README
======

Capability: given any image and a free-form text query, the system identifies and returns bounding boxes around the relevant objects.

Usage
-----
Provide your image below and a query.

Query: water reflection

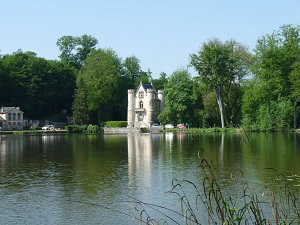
[128,133,153,188]
[0,133,299,224]
[0,136,24,172]
[165,132,174,153]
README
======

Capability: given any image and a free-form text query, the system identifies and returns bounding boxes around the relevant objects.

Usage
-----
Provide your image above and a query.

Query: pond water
[0,132,299,224]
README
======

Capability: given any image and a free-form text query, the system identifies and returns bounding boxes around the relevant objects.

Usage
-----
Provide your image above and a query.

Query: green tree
[243,24,300,130]
[72,78,90,125]
[191,38,251,128]
[280,24,300,128]
[123,55,142,88]
[158,69,199,126]
[0,50,76,119]
[152,72,168,90]
[56,35,98,69]
[290,61,300,128]
[77,48,124,124]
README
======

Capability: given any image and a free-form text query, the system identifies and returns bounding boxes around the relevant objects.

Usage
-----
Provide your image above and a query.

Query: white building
[127,82,164,128]
[0,106,24,130]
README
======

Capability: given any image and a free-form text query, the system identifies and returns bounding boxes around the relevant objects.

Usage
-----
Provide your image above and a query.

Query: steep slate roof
[142,83,154,90]
[0,106,23,113]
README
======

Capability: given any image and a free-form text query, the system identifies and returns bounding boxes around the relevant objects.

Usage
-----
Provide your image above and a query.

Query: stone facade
[127,82,164,128]
[0,106,24,130]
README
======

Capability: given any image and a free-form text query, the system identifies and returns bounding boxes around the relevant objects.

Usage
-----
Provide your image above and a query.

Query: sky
[1,0,300,78]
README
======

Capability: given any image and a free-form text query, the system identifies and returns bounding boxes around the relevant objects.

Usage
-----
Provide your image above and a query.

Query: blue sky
[1,0,300,78]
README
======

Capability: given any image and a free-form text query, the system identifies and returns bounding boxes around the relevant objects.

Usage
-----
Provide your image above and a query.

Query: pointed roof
[137,80,154,91]
[0,106,23,113]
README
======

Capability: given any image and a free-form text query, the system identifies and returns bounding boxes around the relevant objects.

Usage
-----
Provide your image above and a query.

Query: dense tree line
[1,24,299,130]
[0,50,76,119]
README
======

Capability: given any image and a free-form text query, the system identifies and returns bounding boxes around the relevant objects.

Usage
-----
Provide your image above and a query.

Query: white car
[164,124,174,129]
[42,125,54,130]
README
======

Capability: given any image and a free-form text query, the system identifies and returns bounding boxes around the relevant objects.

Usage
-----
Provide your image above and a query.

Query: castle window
[140,101,143,108]
[139,91,144,99]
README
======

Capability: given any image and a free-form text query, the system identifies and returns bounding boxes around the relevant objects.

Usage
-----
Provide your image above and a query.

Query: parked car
[176,124,186,129]
[164,124,174,129]
[42,125,54,130]
[151,123,163,128]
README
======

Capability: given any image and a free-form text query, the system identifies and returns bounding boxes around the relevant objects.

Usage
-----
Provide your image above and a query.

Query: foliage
[72,78,90,125]
[65,125,98,133]
[123,55,142,88]
[86,125,99,133]
[56,34,98,69]
[158,69,202,127]
[191,38,251,128]
[243,97,293,131]
[290,61,300,103]
[105,121,127,128]
[0,50,76,119]
[243,24,300,129]
[77,48,127,124]
[65,125,87,133]
[152,72,168,90]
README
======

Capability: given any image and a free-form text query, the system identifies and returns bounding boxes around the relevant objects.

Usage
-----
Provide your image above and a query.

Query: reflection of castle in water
[127,134,163,189]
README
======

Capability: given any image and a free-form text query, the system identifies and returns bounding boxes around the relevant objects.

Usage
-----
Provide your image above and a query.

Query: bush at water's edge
[65,125,98,134]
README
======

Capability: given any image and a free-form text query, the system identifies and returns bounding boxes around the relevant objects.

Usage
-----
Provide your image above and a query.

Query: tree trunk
[294,99,297,129]
[216,88,225,128]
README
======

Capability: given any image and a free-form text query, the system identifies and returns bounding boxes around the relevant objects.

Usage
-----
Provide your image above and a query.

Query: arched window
[13,113,16,120]
[17,113,21,120]
[8,113,12,120]
[140,101,143,108]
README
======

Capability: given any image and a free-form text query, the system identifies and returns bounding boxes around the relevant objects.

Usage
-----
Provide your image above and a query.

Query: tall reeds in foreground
[130,130,300,224]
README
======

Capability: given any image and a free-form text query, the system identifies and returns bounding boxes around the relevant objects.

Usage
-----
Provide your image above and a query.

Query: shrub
[105,121,127,128]
[65,125,87,133]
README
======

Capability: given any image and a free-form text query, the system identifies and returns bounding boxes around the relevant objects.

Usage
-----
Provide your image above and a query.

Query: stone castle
[127,82,164,128]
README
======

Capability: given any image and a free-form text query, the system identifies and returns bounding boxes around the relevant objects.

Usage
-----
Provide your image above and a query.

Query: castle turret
[145,88,155,124]
[157,90,164,112]
[127,89,135,127]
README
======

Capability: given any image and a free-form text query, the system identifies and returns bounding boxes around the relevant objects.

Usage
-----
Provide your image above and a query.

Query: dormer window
[138,91,144,99]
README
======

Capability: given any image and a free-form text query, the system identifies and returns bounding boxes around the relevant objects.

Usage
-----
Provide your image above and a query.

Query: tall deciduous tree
[281,24,300,128]
[72,78,90,125]
[158,69,199,126]
[243,24,300,130]
[0,50,76,119]
[152,72,168,90]
[77,48,124,124]
[289,62,300,128]
[190,38,251,128]
[123,55,141,88]
[56,35,98,69]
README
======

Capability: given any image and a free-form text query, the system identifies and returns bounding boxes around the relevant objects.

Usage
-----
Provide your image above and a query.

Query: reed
[130,129,300,224]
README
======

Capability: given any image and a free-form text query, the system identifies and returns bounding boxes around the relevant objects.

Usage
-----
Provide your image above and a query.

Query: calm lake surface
[0,132,299,224]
